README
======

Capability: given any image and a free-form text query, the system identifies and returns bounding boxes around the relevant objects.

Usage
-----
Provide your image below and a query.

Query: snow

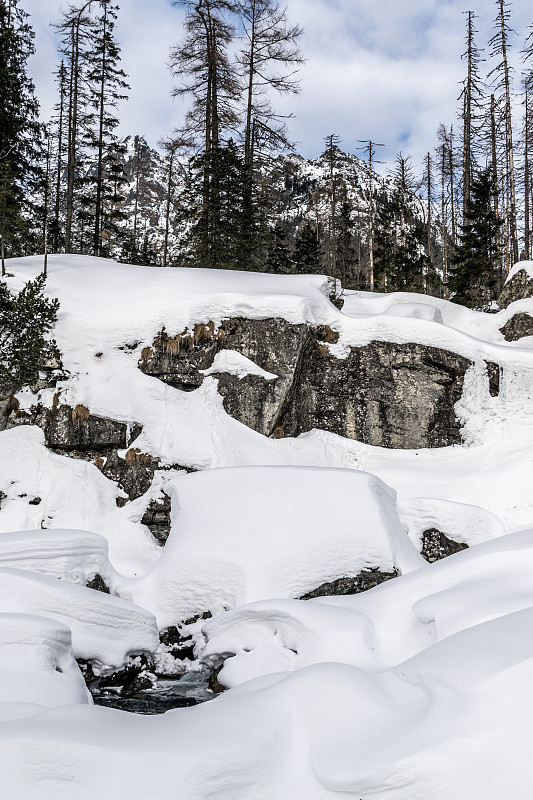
[0,613,91,713]
[397,496,505,550]
[125,465,425,630]
[0,568,159,668]
[0,537,532,798]
[200,349,278,380]
[0,425,160,576]
[1,255,533,797]
[506,258,533,282]
[200,530,533,686]
[0,528,118,586]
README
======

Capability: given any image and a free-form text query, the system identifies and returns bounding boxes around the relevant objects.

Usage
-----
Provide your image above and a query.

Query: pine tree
[179,140,244,269]
[0,273,59,410]
[170,0,241,263]
[266,220,292,273]
[292,221,320,274]
[0,0,44,274]
[450,167,503,308]
[84,0,129,256]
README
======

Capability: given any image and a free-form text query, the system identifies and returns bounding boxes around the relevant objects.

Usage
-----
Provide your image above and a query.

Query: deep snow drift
[1,255,533,798]
[1,533,532,799]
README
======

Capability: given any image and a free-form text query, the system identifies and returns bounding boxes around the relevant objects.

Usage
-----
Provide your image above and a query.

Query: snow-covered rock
[0,568,159,668]
[125,465,425,630]
[0,613,91,713]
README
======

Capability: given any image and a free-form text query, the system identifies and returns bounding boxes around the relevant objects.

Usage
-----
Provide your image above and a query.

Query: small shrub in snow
[71,404,90,423]
[124,447,151,465]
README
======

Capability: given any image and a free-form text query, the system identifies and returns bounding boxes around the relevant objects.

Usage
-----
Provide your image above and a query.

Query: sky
[21,0,533,176]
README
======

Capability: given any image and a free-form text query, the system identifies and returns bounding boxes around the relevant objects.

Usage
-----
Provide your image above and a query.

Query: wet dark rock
[300,568,398,600]
[159,625,195,661]
[214,318,311,437]
[138,326,222,392]
[281,340,471,449]
[28,496,41,506]
[208,665,226,695]
[93,671,214,714]
[500,312,533,342]
[420,528,468,563]
[102,448,160,501]
[485,361,501,397]
[86,574,110,594]
[499,269,533,308]
[0,390,18,431]
[141,493,172,544]
[79,654,154,696]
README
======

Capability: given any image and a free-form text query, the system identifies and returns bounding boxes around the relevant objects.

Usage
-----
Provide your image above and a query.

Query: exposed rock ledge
[140,317,476,449]
[499,268,533,308]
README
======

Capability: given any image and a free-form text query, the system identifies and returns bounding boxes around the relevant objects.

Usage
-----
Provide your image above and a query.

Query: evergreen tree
[292,221,320,274]
[179,140,244,269]
[450,167,503,308]
[0,0,44,274]
[266,220,292,273]
[335,194,358,288]
[0,272,59,404]
[170,0,241,262]
[84,0,129,256]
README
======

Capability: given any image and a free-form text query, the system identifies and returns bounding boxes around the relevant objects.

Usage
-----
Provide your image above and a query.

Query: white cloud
[21,0,533,175]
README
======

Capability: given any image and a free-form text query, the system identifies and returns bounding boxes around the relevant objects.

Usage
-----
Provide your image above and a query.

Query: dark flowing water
[92,668,214,715]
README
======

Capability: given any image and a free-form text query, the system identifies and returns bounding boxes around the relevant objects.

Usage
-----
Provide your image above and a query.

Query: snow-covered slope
[1,255,533,798]
[1,533,532,799]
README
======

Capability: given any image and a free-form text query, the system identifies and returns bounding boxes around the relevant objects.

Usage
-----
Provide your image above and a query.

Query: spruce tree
[84,0,129,256]
[450,167,503,308]
[170,0,241,264]
[0,273,59,410]
[0,0,43,274]
[292,221,320,274]
[266,220,292,273]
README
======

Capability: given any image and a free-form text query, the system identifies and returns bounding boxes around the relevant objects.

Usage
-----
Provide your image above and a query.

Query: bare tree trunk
[463,10,474,212]
[449,126,456,246]
[133,137,140,247]
[65,20,78,253]
[497,0,519,267]
[525,89,531,259]
[163,148,175,268]
[43,130,52,277]
[53,62,66,252]
[359,140,383,291]
[93,3,109,256]
[440,143,448,297]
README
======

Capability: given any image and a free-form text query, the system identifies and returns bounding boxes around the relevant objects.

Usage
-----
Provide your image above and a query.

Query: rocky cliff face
[140,318,472,450]
[6,316,479,546]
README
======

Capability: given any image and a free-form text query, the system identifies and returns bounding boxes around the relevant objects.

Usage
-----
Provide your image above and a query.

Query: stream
[92,668,214,715]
